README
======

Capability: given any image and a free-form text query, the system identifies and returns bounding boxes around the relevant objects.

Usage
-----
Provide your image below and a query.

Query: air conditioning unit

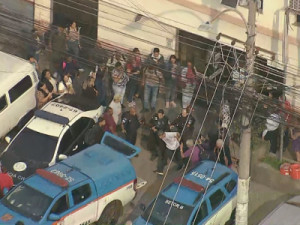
[289,0,300,11]
[221,0,239,8]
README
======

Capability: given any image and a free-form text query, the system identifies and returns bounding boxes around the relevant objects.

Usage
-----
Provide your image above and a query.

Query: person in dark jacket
[145,47,165,70]
[121,106,141,145]
[84,117,106,146]
[148,109,170,160]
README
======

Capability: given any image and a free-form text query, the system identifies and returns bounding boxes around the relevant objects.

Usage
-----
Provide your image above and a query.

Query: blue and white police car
[0,94,103,184]
[133,161,238,225]
[0,132,142,225]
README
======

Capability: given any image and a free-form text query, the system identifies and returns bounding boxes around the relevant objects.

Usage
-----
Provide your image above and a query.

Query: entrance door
[52,0,98,51]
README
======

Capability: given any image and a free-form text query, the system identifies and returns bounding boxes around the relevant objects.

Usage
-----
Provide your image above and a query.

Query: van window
[9,75,32,103]
[50,194,69,215]
[193,201,208,224]
[0,95,8,112]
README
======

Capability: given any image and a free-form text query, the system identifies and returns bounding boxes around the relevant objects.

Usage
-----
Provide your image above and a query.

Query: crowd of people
[24,21,237,176]
[24,21,300,177]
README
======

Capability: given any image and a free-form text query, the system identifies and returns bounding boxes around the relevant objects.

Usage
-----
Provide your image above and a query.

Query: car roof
[162,161,237,206]
[26,101,83,137]
[62,144,136,195]
[0,52,35,93]
[24,163,89,198]
[54,94,102,111]
[259,195,300,225]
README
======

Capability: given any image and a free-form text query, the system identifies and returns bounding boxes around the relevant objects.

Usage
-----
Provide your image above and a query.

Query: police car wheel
[97,201,122,225]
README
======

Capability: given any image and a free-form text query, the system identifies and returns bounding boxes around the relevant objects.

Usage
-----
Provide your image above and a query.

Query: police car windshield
[142,195,193,225]
[2,184,52,221]
[8,127,58,162]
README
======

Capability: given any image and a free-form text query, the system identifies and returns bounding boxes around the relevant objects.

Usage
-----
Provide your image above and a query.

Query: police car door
[62,182,98,225]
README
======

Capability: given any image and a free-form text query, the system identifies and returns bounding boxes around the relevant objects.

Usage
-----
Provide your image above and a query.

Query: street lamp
[198,8,249,34]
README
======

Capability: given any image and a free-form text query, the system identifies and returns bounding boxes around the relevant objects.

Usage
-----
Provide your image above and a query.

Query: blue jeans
[67,40,80,59]
[144,84,159,110]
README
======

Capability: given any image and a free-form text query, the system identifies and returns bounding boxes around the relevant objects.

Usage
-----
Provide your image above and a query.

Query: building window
[221,0,239,8]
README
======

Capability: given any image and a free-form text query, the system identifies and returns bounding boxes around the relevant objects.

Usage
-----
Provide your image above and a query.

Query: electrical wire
[162,44,233,225]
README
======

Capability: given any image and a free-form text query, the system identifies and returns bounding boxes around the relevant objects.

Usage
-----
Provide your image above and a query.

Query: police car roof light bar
[36,169,69,188]
[34,110,69,125]
[173,177,204,192]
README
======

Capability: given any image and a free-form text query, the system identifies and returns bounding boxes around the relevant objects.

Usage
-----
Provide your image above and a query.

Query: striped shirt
[68,27,79,42]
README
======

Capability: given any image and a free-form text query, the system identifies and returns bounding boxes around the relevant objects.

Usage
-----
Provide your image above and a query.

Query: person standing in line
[126,48,142,104]
[164,55,180,108]
[141,65,163,112]
[0,166,14,198]
[111,62,129,107]
[109,94,122,125]
[148,109,170,161]
[145,47,165,70]
[49,25,67,73]
[121,104,141,145]
[156,130,184,175]
[180,60,196,109]
[66,21,80,59]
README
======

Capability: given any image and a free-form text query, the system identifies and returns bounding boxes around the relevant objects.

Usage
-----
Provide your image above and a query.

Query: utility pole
[279,5,289,162]
[235,0,257,224]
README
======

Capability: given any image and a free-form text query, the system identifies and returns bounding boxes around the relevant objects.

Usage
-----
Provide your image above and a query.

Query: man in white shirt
[155,130,183,175]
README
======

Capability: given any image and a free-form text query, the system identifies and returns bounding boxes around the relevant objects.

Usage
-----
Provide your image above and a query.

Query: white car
[0,94,103,184]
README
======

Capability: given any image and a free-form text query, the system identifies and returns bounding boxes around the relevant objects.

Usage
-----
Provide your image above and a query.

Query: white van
[0,51,39,138]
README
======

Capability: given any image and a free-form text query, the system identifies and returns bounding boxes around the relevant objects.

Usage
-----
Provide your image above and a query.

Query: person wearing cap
[148,109,170,161]
[121,105,141,145]
[0,166,14,198]
[109,94,122,125]
[156,130,184,175]
[180,139,200,168]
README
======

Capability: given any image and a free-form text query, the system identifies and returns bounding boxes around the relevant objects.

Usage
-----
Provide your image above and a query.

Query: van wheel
[97,201,122,225]
[225,208,236,225]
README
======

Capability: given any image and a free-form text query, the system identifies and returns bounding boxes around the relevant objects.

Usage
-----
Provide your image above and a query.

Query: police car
[133,161,238,225]
[0,132,142,225]
[0,94,103,184]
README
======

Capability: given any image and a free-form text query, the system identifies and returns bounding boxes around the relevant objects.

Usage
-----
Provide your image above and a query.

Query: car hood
[0,151,49,184]
[133,216,153,225]
[0,203,37,225]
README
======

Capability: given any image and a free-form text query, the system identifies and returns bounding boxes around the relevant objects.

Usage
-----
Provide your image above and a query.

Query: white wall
[98,1,177,57]
[34,0,52,26]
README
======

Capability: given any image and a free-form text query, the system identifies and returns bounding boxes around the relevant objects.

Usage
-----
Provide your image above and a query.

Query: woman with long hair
[36,81,52,109]
[41,69,58,94]
[164,55,180,108]
[58,74,75,94]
